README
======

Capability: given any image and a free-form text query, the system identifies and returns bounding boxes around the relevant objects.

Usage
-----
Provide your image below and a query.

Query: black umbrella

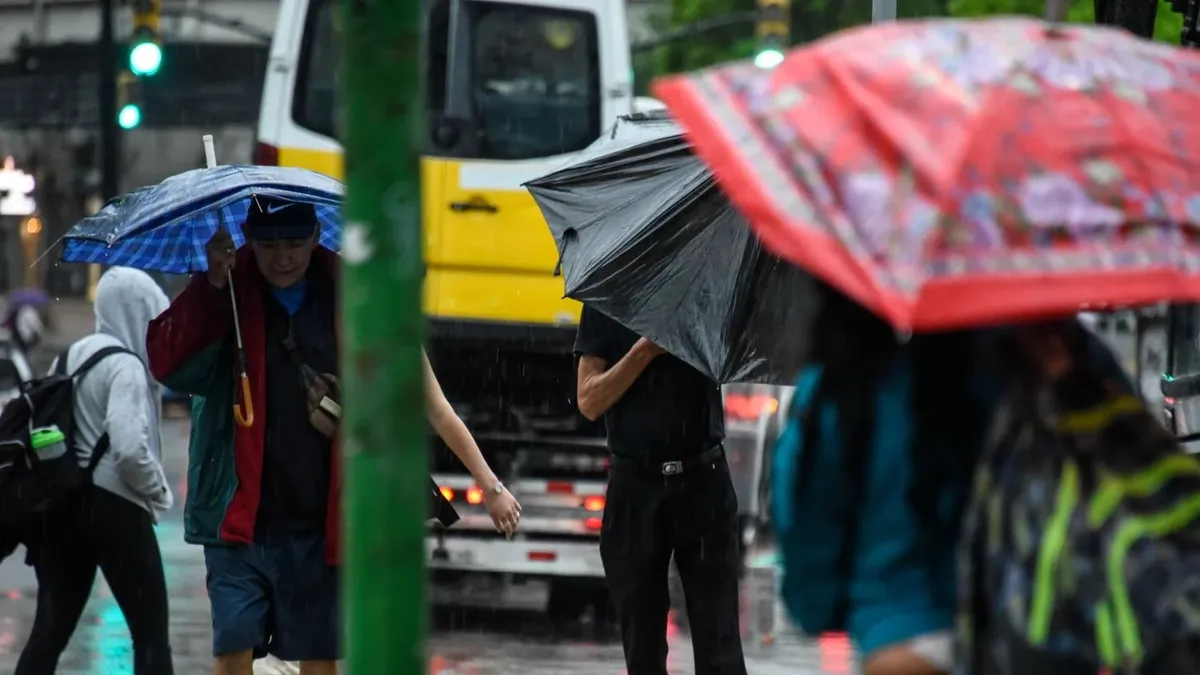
[525,110,815,385]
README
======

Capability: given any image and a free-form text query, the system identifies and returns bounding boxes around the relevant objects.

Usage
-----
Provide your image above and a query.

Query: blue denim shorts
[204,527,340,661]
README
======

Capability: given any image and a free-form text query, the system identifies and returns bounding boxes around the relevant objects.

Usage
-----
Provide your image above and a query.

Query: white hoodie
[54,268,173,515]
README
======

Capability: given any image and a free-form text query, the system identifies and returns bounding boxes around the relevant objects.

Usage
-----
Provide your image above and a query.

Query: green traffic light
[129,41,163,76]
[754,48,785,70]
[118,104,142,130]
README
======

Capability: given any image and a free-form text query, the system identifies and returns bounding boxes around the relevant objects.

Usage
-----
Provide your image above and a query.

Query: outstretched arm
[423,350,499,491]
[423,350,521,535]
[106,362,171,505]
[146,273,232,394]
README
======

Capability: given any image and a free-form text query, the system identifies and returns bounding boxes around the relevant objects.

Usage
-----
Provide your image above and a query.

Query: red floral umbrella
[654,17,1200,331]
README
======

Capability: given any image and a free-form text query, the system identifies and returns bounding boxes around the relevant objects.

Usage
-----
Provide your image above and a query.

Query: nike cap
[243,196,319,241]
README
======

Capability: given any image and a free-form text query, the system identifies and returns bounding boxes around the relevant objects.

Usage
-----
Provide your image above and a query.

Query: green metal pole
[339,0,426,672]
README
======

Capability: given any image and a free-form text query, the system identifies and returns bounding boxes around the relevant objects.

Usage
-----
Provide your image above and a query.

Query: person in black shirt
[575,305,747,675]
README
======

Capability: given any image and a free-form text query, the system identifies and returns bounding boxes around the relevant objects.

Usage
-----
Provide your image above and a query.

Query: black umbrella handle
[553,229,575,277]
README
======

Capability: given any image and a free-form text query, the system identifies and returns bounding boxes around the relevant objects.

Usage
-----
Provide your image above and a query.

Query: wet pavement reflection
[0,420,852,674]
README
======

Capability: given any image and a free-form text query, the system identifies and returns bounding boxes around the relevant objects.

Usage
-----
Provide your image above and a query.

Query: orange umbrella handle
[233,373,254,428]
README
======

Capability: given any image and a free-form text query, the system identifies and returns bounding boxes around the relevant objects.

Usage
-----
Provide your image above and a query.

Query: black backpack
[0,345,133,527]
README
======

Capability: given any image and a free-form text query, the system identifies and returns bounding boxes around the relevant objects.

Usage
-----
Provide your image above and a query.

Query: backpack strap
[85,433,112,475]
[65,346,136,478]
[52,349,70,377]
[281,323,307,369]
[69,345,134,478]
[68,346,137,381]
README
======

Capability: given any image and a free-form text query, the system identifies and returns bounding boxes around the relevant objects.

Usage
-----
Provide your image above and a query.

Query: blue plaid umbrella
[58,165,342,274]
[57,164,342,430]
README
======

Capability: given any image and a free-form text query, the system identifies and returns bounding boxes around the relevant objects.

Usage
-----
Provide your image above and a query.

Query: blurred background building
[0,0,667,296]
[0,0,671,298]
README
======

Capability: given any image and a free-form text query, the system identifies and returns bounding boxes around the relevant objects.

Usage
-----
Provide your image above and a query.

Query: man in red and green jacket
[147,198,341,675]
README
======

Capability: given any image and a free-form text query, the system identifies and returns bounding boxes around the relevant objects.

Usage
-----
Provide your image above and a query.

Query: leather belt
[612,444,725,477]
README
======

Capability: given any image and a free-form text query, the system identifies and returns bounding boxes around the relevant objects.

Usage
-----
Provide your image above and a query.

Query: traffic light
[129,0,163,77]
[756,0,791,69]
[117,71,143,130]
[119,103,142,130]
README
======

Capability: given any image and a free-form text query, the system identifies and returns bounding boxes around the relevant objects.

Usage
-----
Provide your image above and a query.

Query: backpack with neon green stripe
[956,374,1200,675]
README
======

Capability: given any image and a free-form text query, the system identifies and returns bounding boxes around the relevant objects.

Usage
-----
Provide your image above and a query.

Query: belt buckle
[661,461,682,476]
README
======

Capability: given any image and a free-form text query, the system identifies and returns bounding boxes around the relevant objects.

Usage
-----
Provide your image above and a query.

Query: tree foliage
[640,0,758,83]
[946,0,1182,42]
[637,0,1186,92]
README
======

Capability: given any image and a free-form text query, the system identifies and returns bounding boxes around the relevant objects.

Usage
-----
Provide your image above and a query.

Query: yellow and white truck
[258,0,783,620]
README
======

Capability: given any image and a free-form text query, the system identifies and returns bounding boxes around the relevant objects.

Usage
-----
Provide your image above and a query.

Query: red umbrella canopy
[655,17,1200,331]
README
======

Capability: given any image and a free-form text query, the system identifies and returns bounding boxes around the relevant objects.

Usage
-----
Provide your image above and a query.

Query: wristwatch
[491,482,505,495]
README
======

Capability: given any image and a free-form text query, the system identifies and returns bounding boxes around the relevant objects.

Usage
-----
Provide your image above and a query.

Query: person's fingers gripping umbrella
[53,134,343,427]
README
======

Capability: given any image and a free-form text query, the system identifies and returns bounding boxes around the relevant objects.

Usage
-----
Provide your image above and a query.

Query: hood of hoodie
[94,267,169,367]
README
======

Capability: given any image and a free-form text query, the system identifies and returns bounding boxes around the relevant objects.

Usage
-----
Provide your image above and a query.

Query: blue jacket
[773,350,988,655]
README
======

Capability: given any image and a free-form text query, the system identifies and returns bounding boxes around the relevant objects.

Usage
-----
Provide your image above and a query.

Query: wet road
[0,418,852,674]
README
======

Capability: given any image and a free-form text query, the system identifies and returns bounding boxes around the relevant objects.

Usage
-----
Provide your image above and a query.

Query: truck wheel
[548,581,589,624]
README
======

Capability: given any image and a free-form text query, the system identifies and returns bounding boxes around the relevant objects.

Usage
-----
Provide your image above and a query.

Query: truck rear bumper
[427,535,605,578]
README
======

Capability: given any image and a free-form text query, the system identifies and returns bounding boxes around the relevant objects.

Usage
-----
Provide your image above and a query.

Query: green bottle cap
[31,427,66,451]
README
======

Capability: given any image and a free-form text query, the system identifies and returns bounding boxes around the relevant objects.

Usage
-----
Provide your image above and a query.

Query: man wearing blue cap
[148,196,342,675]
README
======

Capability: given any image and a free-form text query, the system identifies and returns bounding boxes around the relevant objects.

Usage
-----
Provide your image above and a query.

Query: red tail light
[546,481,574,495]
[439,486,454,502]
[584,517,603,531]
[818,632,852,674]
[253,141,279,166]
[582,495,605,512]
[466,486,483,505]
[725,393,779,421]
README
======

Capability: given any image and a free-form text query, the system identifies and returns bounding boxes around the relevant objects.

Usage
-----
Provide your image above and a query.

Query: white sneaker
[252,656,301,675]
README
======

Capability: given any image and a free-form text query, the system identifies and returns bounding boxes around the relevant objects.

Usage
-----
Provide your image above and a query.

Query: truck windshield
[293,0,601,160]
[469,4,601,159]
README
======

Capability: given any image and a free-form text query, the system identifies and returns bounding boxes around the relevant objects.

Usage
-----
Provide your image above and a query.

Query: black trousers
[600,454,747,675]
[17,486,174,675]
